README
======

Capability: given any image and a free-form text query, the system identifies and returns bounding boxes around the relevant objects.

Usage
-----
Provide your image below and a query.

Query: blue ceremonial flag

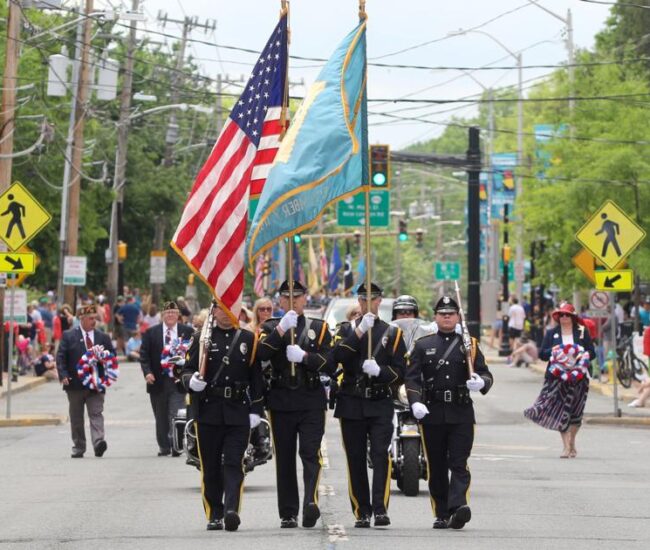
[328,240,343,291]
[246,18,368,268]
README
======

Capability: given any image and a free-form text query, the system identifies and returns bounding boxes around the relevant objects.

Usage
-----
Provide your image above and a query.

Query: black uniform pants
[196,422,250,521]
[421,422,474,519]
[268,409,325,519]
[339,415,393,518]
[149,377,185,453]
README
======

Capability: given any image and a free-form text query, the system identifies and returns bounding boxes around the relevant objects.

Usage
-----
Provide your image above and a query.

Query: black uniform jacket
[181,326,264,426]
[332,318,407,419]
[56,327,115,392]
[140,323,194,394]
[405,331,493,425]
[539,324,595,380]
[257,315,334,411]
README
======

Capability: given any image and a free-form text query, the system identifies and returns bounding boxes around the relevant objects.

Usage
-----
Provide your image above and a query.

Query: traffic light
[370,144,390,188]
[293,234,301,243]
[398,219,408,242]
[117,241,127,261]
[502,243,511,263]
[415,228,424,248]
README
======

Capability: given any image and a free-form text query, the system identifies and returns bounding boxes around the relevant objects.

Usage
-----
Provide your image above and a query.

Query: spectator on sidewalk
[117,295,142,335]
[143,304,160,328]
[508,296,526,350]
[628,379,650,408]
[510,333,538,368]
[126,329,144,362]
[34,344,58,380]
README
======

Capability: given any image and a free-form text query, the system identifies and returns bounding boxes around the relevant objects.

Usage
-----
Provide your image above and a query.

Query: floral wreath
[547,343,590,384]
[160,337,191,378]
[76,346,119,391]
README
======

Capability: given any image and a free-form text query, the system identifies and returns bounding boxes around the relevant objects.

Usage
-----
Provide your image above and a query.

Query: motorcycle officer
[181,302,265,532]
[331,282,407,528]
[405,295,493,530]
[390,295,436,352]
[257,280,334,529]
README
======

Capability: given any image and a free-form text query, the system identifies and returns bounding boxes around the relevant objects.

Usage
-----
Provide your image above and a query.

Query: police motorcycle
[169,324,273,473]
[388,296,436,496]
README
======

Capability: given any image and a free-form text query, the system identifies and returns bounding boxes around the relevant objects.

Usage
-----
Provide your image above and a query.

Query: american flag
[171,15,288,321]
[253,254,268,297]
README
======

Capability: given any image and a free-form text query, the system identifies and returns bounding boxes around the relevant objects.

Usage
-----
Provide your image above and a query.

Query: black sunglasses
[558,313,572,318]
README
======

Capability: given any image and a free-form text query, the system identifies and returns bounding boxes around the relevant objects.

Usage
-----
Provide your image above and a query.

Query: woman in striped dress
[524,302,595,458]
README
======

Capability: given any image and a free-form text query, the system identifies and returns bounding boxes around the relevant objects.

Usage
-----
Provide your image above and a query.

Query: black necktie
[165,328,172,345]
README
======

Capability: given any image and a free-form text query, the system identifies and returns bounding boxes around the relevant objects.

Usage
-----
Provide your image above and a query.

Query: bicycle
[615,333,649,388]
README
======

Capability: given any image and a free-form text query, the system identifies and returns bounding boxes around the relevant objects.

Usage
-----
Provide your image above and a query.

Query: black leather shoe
[224,511,240,532]
[448,505,471,530]
[94,440,107,457]
[302,503,320,528]
[206,518,223,531]
[157,450,171,456]
[354,515,371,528]
[374,514,390,527]
[433,517,448,529]
[171,449,182,457]
[280,516,298,528]
[71,452,84,458]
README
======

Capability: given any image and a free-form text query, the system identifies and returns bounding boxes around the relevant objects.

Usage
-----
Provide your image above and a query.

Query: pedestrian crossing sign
[575,200,646,270]
[0,181,52,251]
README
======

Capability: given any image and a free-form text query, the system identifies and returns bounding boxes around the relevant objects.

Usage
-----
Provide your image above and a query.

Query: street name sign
[337,190,390,227]
[63,255,87,286]
[575,200,645,270]
[435,261,461,281]
[572,247,626,284]
[0,252,36,274]
[594,269,634,292]
[150,250,167,284]
[0,181,52,250]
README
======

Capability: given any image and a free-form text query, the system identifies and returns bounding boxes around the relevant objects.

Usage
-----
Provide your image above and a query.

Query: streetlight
[449,28,524,299]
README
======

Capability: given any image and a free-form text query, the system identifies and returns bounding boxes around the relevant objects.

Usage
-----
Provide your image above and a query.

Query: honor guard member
[257,280,333,529]
[181,302,265,532]
[405,296,493,530]
[331,282,407,528]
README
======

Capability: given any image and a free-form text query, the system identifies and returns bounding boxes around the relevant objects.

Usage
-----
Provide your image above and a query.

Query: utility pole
[395,168,403,295]
[515,52,524,299]
[107,0,140,312]
[153,12,215,306]
[63,0,94,308]
[466,127,481,338]
[0,0,22,388]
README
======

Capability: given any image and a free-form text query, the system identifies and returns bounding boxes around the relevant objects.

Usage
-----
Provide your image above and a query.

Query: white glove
[357,313,376,334]
[411,402,430,420]
[278,310,298,332]
[91,344,105,357]
[362,359,380,377]
[466,373,485,392]
[189,372,207,392]
[168,355,185,367]
[286,344,307,363]
[249,413,261,429]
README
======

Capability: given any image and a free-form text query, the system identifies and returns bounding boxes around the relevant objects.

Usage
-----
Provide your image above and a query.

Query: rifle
[198,301,216,379]
[454,281,475,379]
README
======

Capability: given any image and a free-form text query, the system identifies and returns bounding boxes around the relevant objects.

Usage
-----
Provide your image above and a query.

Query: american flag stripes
[171,15,288,322]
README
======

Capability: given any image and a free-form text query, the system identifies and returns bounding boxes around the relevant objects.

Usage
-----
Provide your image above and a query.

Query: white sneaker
[628,399,642,408]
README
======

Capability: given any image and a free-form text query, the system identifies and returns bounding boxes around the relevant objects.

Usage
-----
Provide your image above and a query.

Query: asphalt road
[0,360,649,549]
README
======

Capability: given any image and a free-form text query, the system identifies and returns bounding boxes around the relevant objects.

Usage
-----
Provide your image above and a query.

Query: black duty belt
[341,380,392,401]
[424,385,470,405]
[272,368,320,391]
[206,383,248,400]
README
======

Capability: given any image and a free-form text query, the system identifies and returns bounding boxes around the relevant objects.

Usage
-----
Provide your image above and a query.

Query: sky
[89,0,613,149]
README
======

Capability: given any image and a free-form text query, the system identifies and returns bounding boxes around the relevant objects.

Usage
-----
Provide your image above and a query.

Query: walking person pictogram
[1,194,26,240]
[595,212,622,258]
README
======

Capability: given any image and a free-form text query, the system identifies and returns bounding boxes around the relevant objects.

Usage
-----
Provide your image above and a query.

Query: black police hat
[279,279,307,296]
[357,282,383,298]
[434,295,459,314]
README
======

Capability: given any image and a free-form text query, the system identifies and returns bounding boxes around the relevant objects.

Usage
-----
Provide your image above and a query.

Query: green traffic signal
[398,233,408,242]
[372,172,387,186]
[293,234,302,243]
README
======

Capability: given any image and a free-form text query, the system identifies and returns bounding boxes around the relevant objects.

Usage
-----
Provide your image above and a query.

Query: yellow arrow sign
[575,200,646,270]
[572,248,626,284]
[0,181,52,251]
[0,252,36,274]
[594,269,634,292]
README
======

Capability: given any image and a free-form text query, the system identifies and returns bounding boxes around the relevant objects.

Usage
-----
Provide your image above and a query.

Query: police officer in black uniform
[182,302,264,532]
[257,280,333,529]
[331,282,407,528]
[405,295,493,530]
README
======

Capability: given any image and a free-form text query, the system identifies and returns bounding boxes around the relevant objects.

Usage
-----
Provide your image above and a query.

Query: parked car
[323,297,395,331]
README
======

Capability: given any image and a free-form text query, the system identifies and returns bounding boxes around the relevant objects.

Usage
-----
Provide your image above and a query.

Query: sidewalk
[482,342,650,426]
[0,374,65,427]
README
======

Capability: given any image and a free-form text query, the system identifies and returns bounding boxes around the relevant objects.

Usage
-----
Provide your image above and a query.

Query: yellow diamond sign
[0,181,52,251]
[575,200,646,270]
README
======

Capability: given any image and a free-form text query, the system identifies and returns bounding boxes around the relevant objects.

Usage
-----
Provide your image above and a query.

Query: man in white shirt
[507,296,527,350]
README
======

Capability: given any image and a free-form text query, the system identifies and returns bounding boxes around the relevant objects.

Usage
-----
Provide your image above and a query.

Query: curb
[584,415,650,427]
[0,414,66,428]
[0,377,48,399]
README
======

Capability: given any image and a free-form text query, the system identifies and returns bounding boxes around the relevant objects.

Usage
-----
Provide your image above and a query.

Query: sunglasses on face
[258,307,273,312]
[558,313,572,318]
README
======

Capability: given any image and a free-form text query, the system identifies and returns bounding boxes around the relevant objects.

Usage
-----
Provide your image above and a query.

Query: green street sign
[498,260,515,282]
[435,261,460,281]
[337,190,390,227]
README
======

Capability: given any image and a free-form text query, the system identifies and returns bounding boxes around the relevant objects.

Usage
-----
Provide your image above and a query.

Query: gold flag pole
[280,0,290,139]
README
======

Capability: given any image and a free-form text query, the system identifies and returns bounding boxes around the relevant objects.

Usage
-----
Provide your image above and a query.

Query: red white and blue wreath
[76,346,119,391]
[547,343,590,383]
[160,337,191,378]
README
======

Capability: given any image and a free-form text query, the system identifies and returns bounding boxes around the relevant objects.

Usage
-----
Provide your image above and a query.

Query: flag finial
[359,0,367,20]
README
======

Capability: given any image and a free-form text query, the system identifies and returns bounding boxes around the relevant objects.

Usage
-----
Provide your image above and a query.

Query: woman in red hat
[525,302,595,458]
